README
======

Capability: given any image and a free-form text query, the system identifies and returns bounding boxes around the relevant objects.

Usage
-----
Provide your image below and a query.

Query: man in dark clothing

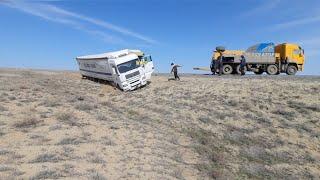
[216,52,224,76]
[171,63,181,80]
[210,59,216,75]
[240,55,246,76]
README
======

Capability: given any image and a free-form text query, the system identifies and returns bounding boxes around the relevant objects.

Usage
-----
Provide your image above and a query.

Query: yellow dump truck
[210,43,305,75]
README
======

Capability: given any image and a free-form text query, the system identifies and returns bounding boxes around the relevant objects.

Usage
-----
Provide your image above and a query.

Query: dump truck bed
[217,51,279,64]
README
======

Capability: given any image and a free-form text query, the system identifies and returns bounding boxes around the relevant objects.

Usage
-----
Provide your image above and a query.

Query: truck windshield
[117,59,140,74]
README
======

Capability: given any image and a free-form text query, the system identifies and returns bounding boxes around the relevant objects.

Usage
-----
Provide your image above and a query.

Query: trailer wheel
[266,65,278,75]
[223,64,233,75]
[236,65,247,75]
[286,65,297,75]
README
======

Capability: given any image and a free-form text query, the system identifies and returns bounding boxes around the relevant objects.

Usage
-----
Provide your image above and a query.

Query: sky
[0,0,319,75]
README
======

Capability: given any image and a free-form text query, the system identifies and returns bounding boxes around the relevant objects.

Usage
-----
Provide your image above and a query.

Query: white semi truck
[76,49,154,91]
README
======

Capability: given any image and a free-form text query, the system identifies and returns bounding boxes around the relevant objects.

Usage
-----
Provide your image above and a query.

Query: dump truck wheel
[232,69,238,74]
[254,69,264,75]
[223,64,233,75]
[286,65,297,75]
[236,65,247,75]
[266,65,278,75]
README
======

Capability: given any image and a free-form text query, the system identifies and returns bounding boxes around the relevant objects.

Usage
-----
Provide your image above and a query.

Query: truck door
[143,55,154,80]
[111,65,120,87]
[292,49,299,62]
[292,47,304,65]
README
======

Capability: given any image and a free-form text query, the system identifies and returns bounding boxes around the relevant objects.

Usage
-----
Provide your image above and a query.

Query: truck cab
[126,50,154,81]
[76,49,154,91]
[110,53,154,91]
[275,43,305,72]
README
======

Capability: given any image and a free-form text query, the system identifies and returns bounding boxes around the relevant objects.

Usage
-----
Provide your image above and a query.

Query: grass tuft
[13,117,42,129]
[57,137,83,145]
[31,170,62,180]
[56,112,82,127]
[0,105,8,112]
[75,102,95,112]
[30,153,63,163]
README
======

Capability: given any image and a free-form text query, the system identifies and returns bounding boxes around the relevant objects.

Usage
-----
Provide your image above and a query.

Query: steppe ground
[0,68,319,179]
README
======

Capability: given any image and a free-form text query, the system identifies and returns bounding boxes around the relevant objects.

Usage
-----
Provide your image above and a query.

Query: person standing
[171,63,181,80]
[217,52,224,76]
[210,58,216,75]
[240,55,246,76]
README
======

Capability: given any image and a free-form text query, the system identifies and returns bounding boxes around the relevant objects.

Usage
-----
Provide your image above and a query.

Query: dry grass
[30,153,63,163]
[0,105,8,112]
[75,102,95,112]
[13,117,43,129]
[57,137,84,145]
[55,111,83,127]
[0,68,319,179]
[30,169,63,179]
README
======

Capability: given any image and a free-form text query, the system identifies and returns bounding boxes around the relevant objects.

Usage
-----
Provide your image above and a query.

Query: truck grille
[129,79,140,85]
[125,71,140,79]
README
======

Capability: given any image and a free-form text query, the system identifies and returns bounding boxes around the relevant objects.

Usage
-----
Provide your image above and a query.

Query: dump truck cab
[275,43,305,72]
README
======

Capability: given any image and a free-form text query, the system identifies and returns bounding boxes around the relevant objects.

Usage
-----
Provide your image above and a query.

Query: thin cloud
[272,15,320,30]
[288,37,320,57]
[301,37,320,56]
[0,0,157,44]
[44,5,157,44]
[241,0,281,18]
[300,37,320,46]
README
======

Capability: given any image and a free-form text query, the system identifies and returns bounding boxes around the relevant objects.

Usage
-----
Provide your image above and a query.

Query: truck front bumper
[122,79,147,91]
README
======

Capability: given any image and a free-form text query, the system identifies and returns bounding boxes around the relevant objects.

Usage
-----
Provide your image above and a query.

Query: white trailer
[76,49,154,91]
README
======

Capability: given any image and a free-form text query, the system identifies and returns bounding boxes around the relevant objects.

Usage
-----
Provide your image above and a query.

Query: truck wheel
[223,65,233,75]
[236,65,247,75]
[116,84,123,91]
[266,65,278,75]
[286,65,297,75]
[254,69,264,75]
[231,69,238,74]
